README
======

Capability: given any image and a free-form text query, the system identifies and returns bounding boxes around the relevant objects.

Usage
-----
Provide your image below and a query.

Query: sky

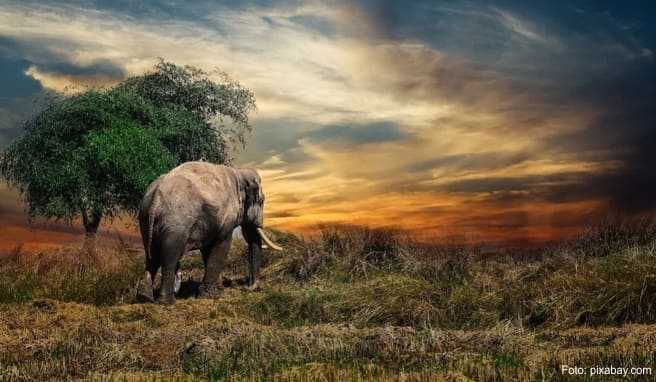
[0,0,654,251]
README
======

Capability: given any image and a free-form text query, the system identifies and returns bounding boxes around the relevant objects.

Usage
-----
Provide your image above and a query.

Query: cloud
[0,33,126,93]
[24,64,122,93]
[542,58,656,213]
[0,54,44,148]
[0,98,34,149]
[493,7,549,44]
[408,152,531,174]
[287,14,337,36]
[0,0,654,246]
[305,121,408,147]
[0,56,42,98]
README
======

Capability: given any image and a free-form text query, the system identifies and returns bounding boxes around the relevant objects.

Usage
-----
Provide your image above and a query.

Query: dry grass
[2,223,656,381]
[0,241,142,306]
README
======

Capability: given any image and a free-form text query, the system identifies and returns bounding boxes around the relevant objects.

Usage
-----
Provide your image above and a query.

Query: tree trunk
[81,209,102,253]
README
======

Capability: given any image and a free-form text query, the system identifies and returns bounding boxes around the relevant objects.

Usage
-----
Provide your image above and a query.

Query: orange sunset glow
[1,1,654,251]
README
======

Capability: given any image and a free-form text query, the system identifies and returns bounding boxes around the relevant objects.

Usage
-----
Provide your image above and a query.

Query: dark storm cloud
[353,0,654,61]
[0,36,80,66]
[0,36,125,147]
[440,172,585,198]
[0,48,43,148]
[305,121,408,147]
[0,36,126,81]
[0,57,41,98]
[514,1,656,214]
[351,0,656,216]
[351,0,652,101]
[438,164,655,213]
[352,0,538,59]
[542,58,656,213]
[37,60,125,80]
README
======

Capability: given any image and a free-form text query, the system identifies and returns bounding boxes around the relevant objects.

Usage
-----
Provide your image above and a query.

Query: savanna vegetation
[1,221,656,381]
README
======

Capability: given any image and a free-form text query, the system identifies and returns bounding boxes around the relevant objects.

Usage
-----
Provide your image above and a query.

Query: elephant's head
[237,168,283,251]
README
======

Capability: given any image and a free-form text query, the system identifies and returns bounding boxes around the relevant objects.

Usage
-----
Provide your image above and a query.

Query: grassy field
[2,223,656,381]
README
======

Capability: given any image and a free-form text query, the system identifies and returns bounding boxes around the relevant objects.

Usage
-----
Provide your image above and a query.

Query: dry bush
[569,216,656,258]
[0,241,142,305]
[283,226,410,282]
[266,221,656,331]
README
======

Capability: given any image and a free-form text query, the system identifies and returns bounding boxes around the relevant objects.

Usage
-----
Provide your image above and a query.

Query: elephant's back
[155,162,240,217]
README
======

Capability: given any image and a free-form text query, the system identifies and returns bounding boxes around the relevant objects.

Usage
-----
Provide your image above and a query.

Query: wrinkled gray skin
[137,162,267,304]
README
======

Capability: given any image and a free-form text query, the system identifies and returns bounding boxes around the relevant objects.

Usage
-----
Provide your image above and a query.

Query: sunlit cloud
[493,7,551,44]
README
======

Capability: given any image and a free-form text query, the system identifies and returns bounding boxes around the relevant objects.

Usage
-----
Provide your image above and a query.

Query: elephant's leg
[157,234,186,305]
[137,248,160,303]
[241,226,263,290]
[199,237,231,298]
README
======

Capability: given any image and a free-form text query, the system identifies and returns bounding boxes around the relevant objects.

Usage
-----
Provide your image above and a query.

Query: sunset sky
[0,0,654,251]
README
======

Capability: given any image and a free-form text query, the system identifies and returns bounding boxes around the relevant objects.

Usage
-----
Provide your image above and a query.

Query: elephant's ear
[243,178,257,208]
[238,168,262,206]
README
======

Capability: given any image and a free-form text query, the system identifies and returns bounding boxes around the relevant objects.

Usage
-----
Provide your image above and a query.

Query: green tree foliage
[0,61,256,236]
[118,60,256,154]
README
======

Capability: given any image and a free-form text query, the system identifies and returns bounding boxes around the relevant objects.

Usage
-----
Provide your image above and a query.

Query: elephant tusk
[257,228,283,251]
[174,271,182,294]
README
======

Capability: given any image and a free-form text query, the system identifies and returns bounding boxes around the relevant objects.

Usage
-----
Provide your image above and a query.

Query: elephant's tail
[143,193,160,262]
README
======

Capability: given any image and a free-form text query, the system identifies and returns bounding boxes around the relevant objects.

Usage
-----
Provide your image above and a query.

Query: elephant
[136,161,283,304]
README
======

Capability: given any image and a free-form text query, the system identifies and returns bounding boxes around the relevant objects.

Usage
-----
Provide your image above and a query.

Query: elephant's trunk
[257,228,283,251]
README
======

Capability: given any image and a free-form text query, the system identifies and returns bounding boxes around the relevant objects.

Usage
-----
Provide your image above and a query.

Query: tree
[0,61,256,240]
[117,60,256,158]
